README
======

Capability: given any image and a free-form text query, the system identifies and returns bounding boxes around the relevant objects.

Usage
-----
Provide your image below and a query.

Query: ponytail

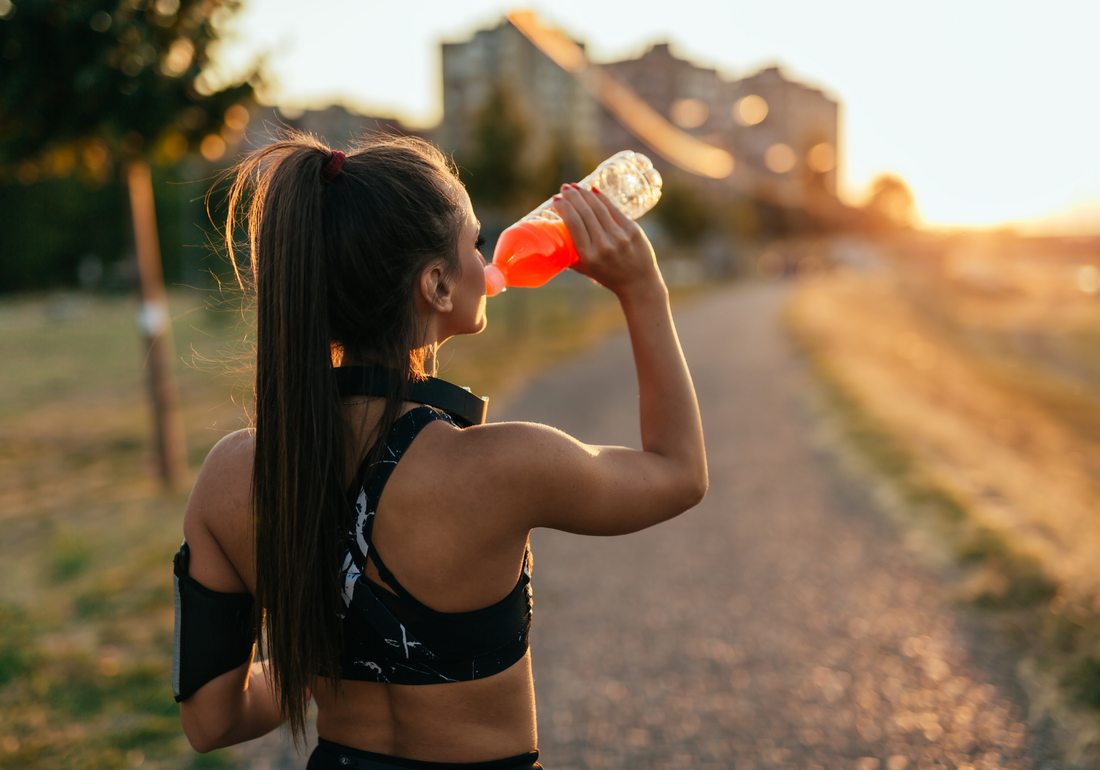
[219,132,464,741]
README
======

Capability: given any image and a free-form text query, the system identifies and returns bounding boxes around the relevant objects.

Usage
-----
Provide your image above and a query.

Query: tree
[651,179,714,246]
[0,0,256,490]
[459,84,529,211]
[530,131,591,201]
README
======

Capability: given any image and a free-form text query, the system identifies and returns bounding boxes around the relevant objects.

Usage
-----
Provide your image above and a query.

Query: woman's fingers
[558,184,605,252]
[559,184,629,258]
[551,194,592,255]
[581,186,622,234]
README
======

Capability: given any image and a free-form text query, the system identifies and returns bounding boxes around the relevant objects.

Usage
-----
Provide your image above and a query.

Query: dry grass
[785,236,1100,742]
[0,278,638,769]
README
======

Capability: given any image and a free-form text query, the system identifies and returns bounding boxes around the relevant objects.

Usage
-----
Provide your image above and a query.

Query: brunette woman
[173,134,707,769]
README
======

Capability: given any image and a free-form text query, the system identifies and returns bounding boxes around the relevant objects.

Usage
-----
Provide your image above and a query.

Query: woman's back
[185,400,540,761]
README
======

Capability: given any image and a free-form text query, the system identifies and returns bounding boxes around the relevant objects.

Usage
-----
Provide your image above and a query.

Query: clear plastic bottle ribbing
[483,151,662,296]
[525,150,663,222]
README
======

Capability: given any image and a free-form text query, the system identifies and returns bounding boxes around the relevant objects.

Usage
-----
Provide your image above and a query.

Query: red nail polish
[570,183,580,189]
[592,186,601,194]
[560,183,569,190]
[553,194,562,200]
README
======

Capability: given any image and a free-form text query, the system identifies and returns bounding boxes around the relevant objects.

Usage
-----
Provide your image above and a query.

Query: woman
[175,134,707,769]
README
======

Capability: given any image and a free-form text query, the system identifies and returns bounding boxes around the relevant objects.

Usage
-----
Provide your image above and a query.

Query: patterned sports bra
[338,407,533,684]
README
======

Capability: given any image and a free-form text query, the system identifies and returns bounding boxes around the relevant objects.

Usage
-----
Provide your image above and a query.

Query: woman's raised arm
[459,183,707,537]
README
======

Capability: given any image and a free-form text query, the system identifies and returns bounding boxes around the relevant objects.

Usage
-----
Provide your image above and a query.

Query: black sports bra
[338,407,533,684]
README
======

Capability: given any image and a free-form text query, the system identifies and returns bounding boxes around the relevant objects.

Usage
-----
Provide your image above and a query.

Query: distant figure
[171,133,707,769]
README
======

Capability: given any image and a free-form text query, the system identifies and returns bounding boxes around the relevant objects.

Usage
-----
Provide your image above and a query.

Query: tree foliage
[651,179,714,246]
[0,0,254,178]
[0,0,255,292]
[459,84,528,210]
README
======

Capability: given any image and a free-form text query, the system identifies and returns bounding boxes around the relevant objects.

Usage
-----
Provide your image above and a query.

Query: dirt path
[499,282,1062,770]
[238,282,1062,770]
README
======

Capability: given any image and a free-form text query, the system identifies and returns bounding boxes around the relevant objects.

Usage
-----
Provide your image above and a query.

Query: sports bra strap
[357,407,453,600]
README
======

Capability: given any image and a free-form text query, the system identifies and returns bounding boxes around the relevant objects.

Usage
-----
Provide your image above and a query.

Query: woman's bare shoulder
[182,429,256,592]
[430,418,586,468]
[187,429,256,515]
[412,418,599,523]
[423,416,703,537]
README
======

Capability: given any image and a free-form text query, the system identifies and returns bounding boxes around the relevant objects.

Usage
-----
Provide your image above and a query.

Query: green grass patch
[0,605,37,686]
[190,749,240,768]
[50,530,95,583]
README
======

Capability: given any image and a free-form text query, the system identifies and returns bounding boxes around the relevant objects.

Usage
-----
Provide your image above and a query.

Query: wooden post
[127,159,188,490]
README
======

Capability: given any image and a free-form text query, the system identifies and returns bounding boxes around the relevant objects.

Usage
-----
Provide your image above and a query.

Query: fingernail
[570,183,580,189]
[552,194,562,200]
[560,183,569,191]
[592,186,601,194]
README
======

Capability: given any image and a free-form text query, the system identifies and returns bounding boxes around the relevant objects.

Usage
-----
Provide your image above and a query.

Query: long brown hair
[220,132,464,740]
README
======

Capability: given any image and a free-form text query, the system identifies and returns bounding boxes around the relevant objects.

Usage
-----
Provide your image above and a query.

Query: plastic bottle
[484,151,663,296]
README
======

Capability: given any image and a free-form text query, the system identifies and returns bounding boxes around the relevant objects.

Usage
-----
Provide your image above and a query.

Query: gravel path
[499,282,1062,770]
[238,282,1062,770]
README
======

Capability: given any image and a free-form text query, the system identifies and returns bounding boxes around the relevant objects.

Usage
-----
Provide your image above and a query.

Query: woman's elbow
[670,463,708,513]
[181,704,231,754]
[183,727,219,755]
[686,468,708,509]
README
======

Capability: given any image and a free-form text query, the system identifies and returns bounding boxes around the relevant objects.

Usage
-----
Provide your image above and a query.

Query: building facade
[438,21,599,174]
[438,18,839,206]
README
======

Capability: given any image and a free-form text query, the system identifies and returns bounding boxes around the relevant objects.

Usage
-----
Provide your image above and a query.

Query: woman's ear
[418,263,454,314]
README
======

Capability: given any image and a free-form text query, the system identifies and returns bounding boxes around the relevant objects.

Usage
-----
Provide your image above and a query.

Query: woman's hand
[552,183,663,299]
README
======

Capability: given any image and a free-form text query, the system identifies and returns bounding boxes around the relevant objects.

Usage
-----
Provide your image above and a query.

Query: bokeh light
[49,147,76,176]
[200,134,226,161]
[157,132,189,164]
[734,95,768,126]
[16,162,38,185]
[89,10,111,32]
[669,98,708,129]
[81,141,109,172]
[161,38,195,77]
[224,104,251,131]
[1076,265,1100,294]
[807,142,836,173]
[764,143,796,173]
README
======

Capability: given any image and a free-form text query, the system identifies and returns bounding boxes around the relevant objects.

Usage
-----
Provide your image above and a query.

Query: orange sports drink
[484,151,662,297]
[485,218,579,293]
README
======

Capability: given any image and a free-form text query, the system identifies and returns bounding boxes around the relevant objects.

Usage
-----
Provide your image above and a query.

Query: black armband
[172,541,256,702]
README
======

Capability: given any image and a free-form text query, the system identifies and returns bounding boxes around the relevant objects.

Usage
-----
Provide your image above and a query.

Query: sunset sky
[212,0,1100,234]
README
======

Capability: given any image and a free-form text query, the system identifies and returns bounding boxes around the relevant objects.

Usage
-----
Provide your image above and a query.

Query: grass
[0,275,646,768]
[784,240,1100,744]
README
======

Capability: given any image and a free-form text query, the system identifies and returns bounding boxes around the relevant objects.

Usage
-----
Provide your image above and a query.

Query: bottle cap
[484,264,507,297]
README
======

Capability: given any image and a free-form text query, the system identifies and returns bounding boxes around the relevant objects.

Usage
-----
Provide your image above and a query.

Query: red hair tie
[322,150,345,181]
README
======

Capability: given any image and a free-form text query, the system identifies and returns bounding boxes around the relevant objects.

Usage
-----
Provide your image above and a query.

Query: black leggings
[306,738,542,770]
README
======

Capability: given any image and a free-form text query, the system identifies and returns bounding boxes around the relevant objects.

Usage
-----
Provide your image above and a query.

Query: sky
[211,0,1100,234]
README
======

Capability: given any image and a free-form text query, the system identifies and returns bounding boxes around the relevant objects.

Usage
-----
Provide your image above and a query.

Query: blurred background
[1,1,1099,767]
